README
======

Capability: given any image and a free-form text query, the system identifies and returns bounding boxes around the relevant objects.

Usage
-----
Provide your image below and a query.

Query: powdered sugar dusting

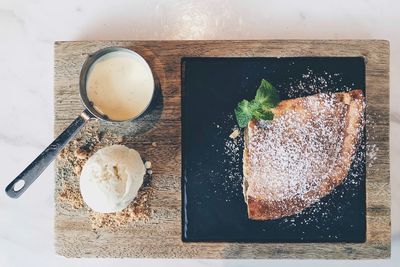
[246,92,358,204]
[276,104,367,230]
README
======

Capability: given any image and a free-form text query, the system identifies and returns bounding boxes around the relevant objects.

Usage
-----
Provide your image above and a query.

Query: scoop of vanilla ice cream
[79,145,146,213]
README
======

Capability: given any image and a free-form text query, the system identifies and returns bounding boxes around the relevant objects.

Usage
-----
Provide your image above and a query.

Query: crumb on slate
[229,129,240,139]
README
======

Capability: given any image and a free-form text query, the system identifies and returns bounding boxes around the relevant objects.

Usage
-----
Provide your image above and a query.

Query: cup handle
[5,109,93,198]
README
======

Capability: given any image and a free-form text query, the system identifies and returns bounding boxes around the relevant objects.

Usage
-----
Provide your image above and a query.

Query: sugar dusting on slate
[222,125,244,200]
[281,68,354,98]
[210,114,244,201]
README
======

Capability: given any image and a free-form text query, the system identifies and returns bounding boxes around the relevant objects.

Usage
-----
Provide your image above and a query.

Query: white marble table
[0,0,398,266]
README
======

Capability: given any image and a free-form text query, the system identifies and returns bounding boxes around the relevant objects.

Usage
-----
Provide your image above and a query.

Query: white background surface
[0,0,398,266]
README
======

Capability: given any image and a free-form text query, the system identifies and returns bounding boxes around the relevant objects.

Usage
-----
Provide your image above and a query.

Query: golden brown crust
[247,196,311,220]
[243,90,364,220]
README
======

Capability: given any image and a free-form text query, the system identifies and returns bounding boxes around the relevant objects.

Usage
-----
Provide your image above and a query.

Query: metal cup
[5,47,155,198]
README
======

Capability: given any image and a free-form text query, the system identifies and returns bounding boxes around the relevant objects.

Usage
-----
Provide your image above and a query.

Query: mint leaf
[234,100,253,128]
[255,79,280,108]
[253,109,274,121]
[249,99,261,111]
[234,79,280,128]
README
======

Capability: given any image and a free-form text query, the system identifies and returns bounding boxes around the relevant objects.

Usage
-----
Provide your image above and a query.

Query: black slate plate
[181,57,366,243]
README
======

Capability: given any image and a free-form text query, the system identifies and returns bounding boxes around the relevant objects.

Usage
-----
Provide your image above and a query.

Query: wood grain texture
[54,40,390,259]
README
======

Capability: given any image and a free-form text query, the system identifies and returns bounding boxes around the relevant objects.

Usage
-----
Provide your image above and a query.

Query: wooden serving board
[54,40,390,259]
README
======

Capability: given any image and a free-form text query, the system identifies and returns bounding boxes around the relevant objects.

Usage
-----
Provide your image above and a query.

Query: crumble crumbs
[56,120,154,231]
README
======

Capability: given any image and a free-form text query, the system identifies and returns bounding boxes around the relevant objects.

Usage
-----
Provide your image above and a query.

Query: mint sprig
[234,79,280,128]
